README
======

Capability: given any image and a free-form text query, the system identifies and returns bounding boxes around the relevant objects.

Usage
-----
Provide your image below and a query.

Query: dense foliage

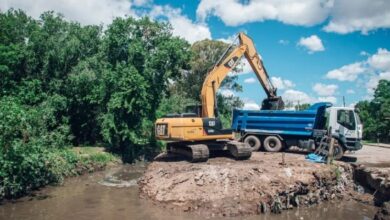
[356,80,390,142]
[0,9,246,199]
[0,9,191,154]
[0,9,191,199]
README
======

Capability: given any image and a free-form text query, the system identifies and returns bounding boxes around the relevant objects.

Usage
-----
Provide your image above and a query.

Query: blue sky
[2,0,390,109]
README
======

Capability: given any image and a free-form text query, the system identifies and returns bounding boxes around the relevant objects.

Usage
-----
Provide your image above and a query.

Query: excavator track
[168,144,209,162]
[227,141,252,160]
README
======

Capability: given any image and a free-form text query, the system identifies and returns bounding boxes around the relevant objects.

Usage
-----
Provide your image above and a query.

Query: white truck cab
[327,107,363,151]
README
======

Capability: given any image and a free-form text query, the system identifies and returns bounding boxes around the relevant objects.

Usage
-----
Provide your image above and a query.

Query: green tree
[98,17,191,160]
[168,39,243,127]
[356,80,390,142]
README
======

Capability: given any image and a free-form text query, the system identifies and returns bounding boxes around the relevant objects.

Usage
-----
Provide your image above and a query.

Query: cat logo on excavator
[224,56,239,68]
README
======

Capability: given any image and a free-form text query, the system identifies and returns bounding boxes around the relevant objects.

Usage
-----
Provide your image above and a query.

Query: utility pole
[343,96,345,107]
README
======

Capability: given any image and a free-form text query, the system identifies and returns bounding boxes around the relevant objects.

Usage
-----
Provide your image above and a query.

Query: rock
[196,179,204,186]
[284,168,292,177]
[355,185,365,194]
[374,202,390,220]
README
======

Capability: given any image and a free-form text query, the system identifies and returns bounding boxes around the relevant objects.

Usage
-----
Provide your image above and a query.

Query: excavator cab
[261,96,285,110]
[184,105,202,117]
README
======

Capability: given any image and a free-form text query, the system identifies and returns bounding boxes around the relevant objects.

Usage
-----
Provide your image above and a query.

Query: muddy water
[0,165,377,220]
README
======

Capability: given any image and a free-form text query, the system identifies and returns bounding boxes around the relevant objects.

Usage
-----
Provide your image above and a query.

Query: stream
[0,164,377,220]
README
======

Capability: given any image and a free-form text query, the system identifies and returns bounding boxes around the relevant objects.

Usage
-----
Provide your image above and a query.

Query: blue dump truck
[232,102,363,159]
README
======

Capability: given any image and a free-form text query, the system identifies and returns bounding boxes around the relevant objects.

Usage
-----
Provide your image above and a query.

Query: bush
[0,97,117,200]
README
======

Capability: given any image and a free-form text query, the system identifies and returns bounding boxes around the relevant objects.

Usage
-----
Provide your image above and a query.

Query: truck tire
[244,135,261,152]
[333,144,344,160]
[263,136,283,152]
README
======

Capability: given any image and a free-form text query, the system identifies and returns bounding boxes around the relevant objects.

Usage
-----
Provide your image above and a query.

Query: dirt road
[344,145,390,167]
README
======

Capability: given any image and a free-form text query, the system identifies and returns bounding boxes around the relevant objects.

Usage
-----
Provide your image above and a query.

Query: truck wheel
[244,135,261,152]
[333,145,344,160]
[263,136,283,152]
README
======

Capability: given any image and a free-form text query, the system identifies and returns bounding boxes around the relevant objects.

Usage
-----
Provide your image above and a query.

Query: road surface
[343,145,390,167]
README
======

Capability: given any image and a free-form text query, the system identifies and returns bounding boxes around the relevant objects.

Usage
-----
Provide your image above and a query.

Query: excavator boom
[201,32,283,118]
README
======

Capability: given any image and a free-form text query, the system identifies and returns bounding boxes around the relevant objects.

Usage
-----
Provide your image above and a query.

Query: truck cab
[327,107,363,151]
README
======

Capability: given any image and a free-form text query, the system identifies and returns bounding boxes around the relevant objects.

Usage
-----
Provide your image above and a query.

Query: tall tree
[356,80,390,142]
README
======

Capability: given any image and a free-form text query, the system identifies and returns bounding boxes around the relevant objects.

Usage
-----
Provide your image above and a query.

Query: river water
[0,164,377,220]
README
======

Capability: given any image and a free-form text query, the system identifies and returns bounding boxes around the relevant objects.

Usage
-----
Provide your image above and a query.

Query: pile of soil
[138,152,360,217]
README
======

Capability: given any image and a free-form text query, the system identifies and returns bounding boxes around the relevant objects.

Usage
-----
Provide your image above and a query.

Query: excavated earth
[138,151,370,217]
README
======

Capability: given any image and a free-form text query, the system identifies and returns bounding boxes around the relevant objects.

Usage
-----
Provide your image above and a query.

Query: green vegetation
[356,80,390,143]
[164,39,244,127]
[0,9,243,199]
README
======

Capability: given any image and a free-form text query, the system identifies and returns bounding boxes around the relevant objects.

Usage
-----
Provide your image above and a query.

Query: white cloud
[197,0,331,27]
[1,0,136,25]
[323,0,390,34]
[360,51,369,56]
[366,71,390,94]
[232,59,253,75]
[325,48,390,94]
[243,102,260,110]
[318,96,337,104]
[217,35,237,44]
[219,89,234,97]
[1,1,211,44]
[278,39,289,45]
[326,62,366,81]
[346,89,355,94]
[367,48,390,72]
[133,0,151,7]
[282,89,314,104]
[348,102,357,108]
[297,35,325,53]
[149,6,211,44]
[244,77,256,84]
[312,83,338,96]
[197,0,390,35]
[271,77,295,90]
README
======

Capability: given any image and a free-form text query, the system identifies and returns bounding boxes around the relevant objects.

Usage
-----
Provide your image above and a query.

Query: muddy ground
[139,150,372,217]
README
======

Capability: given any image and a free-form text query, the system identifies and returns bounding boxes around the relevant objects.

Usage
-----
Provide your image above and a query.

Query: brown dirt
[138,152,362,217]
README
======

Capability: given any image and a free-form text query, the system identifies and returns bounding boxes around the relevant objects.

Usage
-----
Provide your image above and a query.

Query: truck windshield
[337,110,356,130]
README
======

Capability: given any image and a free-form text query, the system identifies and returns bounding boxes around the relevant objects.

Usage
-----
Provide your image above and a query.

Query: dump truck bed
[231,102,332,137]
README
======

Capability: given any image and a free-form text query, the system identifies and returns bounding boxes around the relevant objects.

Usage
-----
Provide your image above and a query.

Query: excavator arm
[200,32,284,118]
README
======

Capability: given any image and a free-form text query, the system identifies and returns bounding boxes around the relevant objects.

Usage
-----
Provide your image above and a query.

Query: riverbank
[0,163,377,220]
[0,146,118,201]
[139,151,373,217]
[139,145,390,218]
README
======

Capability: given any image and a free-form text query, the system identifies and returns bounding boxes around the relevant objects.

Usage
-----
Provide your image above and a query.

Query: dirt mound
[138,152,356,217]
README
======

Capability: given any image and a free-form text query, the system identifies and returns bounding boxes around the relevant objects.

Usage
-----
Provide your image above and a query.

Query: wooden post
[327,137,335,165]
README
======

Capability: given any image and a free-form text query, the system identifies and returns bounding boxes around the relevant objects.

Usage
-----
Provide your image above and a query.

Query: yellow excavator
[155,32,284,162]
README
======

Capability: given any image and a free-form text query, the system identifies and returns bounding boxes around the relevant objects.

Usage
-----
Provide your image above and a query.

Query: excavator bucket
[261,96,284,110]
